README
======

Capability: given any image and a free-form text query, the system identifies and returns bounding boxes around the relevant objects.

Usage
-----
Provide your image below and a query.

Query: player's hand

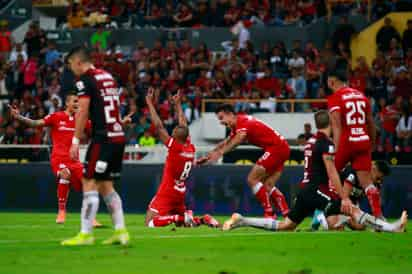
[195,156,209,166]
[206,150,223,163]
[8,104,19,119]
[122,111,135,125]
[341,198,353,215]
[70,143,80,161]
[172,90,182,105]
[145,88,155,105]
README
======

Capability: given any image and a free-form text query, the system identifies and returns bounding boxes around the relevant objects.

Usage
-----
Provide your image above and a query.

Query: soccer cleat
[61,232,94,246]
[393,211,408,233]
[93,219,103,228]
[184,210,197,227]
[102,229,130,245]
[201,214,220,228]
[311,209,322,231]
[222,213,243,231]
[56,211,66,224]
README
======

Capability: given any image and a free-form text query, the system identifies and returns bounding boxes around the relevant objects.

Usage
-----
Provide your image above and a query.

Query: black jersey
[340,165,364,202]
[301,131,335,190]
[75,67,125,144]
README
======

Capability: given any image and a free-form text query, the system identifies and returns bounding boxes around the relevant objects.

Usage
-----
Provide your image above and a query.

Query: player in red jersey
[197,104,290,218]
[9,95,101,226]
[145,89,219,228]
[327,70,382,218]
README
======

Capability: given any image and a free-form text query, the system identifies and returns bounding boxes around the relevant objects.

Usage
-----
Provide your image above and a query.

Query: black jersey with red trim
[340,165,364,202]
[75,67,125,144]
[301,131,335,189]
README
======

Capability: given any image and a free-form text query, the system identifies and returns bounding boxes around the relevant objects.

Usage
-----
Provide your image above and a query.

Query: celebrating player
[145,89,219,228]
[223,110,407,233]
[9,95,101,226]
[312,161,391,231]
[327,70,382,218]
[62,46,129,246]
[197,104,289,218]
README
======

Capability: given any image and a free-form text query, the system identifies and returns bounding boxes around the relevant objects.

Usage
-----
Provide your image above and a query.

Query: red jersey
[230,114,287,150]
[328,87,371,143]
[157,137,195,199]
[43,111,91,160]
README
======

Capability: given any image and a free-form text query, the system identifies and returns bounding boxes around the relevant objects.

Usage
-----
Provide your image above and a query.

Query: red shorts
[335,139,372,172]
[148,195,186,216]
[256,143,290,174]
[50,158,83,192]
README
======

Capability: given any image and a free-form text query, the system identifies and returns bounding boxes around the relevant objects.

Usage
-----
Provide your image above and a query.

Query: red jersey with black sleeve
[75,67,125,144]
[156,137,196,199]
[43,111,91,161]
[229,114,287,150]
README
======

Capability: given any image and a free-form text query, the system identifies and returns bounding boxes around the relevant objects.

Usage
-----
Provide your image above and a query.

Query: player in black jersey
[62,47,129,246]
[223,110,407,233]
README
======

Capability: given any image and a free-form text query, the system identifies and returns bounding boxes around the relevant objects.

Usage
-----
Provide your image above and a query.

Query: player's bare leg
[223,213,297,231]
[99,181,129,245]
[56,168,71,224]
[264,171,289,217]
[351,207,407,232]
[357,170,383,218]
[247,165,274,217]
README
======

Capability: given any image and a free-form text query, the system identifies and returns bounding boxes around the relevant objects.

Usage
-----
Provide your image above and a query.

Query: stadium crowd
[0,12,411,152]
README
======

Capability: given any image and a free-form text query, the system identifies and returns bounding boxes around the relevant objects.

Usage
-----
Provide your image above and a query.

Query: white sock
[80,191,99,234]
[354,211,395,232]
[317,212,329,230]
[103,191,126,230]
[252,182,264,194]
[147,220,155,228]
[242,217,278,231]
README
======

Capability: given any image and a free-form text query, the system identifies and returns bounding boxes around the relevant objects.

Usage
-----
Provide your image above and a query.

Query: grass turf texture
[0,213,411,274]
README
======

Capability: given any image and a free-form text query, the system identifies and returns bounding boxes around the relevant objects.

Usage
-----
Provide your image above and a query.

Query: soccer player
[62,46,129,246]
[312,161,391,231]
[197,104,290,218]
[8,95,102,226]
[145,89,219,228]
[327,70,382,218]
[223,110,407,233]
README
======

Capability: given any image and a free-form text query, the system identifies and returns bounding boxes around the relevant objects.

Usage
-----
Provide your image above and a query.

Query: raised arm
[9,104,45,127]
[145,88,170,144]
[172,91,187,127]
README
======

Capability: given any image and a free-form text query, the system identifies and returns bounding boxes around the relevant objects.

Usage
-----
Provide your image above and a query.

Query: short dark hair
[327,69,348,82]
[375,160,391,176]
[66,46,91,63]
[176,125,189,140]
[314,110,330,129]
[215,104,235,114]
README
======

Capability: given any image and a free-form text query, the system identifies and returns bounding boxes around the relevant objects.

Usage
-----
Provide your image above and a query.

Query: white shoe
[222,213,243,231]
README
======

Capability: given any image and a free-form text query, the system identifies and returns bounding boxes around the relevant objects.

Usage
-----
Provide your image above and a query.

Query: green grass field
[0,213,411,274]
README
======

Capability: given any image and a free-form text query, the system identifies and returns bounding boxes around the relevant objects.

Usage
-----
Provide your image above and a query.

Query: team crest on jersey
[113,122,122,132]
[76,81,85,91]
[328,145,335,154]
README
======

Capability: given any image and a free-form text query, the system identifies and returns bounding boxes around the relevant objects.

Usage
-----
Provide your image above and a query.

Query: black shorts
[84,142,125,181]
[288,186,342,225]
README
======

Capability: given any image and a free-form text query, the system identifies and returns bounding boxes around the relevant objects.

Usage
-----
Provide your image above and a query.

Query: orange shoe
[56,211,66,224]
[93,219,103,228]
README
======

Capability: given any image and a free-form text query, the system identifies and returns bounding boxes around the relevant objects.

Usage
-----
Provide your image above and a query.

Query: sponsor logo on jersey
[76,81,85,91]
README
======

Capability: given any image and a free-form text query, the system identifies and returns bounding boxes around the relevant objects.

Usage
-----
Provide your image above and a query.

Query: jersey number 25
[345,101,366,125]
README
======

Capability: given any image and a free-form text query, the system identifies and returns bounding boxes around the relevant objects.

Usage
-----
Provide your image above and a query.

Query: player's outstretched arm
[145,88,170,144]
[172,90,187,127]
[121,111,136,126]
[8,104,45,127]
[206,131,246,163]
[330,111,342,148]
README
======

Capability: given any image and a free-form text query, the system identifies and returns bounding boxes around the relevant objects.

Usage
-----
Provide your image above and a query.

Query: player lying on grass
[222,110,408,233]
[312,161,391,231]
[197,104,289,219]
[9,95,102,226]
[145,89,219,228]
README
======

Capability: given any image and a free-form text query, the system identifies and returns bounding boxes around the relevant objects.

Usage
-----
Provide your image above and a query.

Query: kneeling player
[145,90,219,228]
[223,110,407,233]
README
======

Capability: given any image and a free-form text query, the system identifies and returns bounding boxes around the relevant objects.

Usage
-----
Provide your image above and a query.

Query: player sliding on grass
[327,70,383,218]
[197,104,290,218]
[312,161,391,231]
[145,89,219,228]
[9,95,102,227]
[223,110,407,233]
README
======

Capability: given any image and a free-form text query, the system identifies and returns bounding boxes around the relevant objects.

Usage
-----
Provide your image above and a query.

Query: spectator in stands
[138,129,156,147]
[302,122,314,140]
[67,3,86,29]
[376,17,401,53]
[90,25,111,50]
[140,2,164,28]
[173,2,194,27]
[370,67,389,100]
[288,50,305,72]
[21,55,38,92]
[9,43,27,64]
[24,21,45,58]
[402,20,412,54]
[393,67,412,99]
[0,20,13,60]
[332,16,356,54]
[371,0,392,21]
[379,96,402,151]
[287,68,306,111]
[0,69,10,114]
[43,41,61,67]
[396,104,412,152]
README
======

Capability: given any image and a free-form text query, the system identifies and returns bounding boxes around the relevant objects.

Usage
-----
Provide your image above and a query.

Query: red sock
[269,187,289,216]
[365,185,382,217]
[57,179,70,212]
[151,215,184,227]
[252,182,273,216]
